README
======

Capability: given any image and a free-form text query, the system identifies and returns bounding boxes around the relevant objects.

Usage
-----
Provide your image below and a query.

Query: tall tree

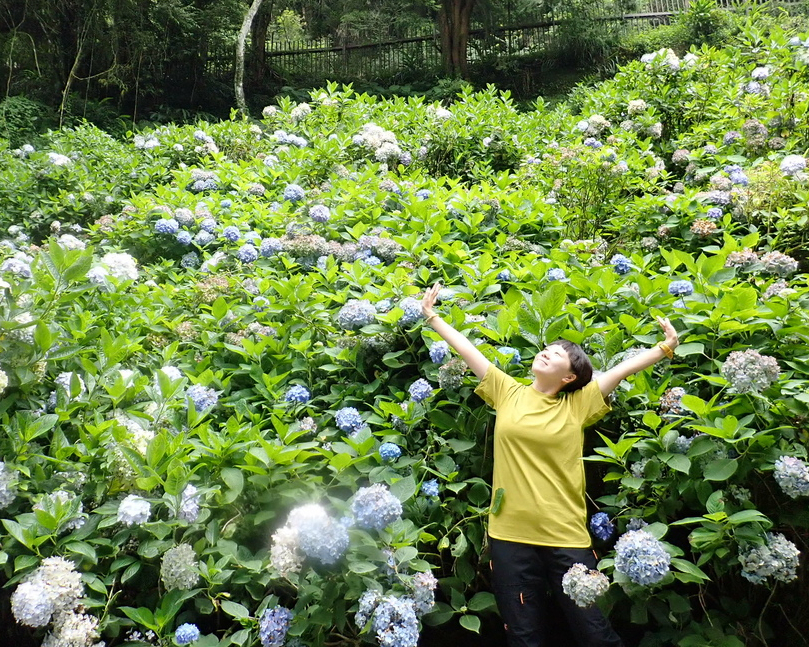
[235,0,266,113]
[438,0,475,77]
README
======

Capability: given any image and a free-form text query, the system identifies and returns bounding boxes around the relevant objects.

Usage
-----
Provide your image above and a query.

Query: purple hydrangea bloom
[415,189,432,200]
[309,205,331,222]
[583,137,603,149]
[773,455,809,498]
[723,131,741,145]
[371,596,419,647]
[200,218,217,233]
[186,384,218,411]
[259,606,293,647]
[589,512,615,541]
[283,183,305,202]
[155,218,180,235]
[706,207,723,219]
[409,379,433,403]
[337,299,377,330]
[220,199,233,209]
[496,347,521,364]
[497,269,513,282]
[237,244,258,263]
[260,237,284,257]
[398,297,423,326]
[284,385,310,404]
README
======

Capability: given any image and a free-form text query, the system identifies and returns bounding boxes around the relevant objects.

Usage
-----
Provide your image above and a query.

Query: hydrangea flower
[352,483,402,531]
[496,346,521,364]
[0,461,18,508]
[284,385,310,404]
[547,268,566,281]
[706,207,723,219]
[723,131,741,145]
[176,231,192,245]
[611,254,632,275]
[199,218,217,233]
[379,442,402,462]
[415,189,432,200]
[155,218,179,235]
[117,494,151,526]
[411,572,438,617]
[11,556,83,627]
[429,341,450,363]
[288,503,349,564]
[194,231,214,246]
[177,484,201,523]
[372,596,420,647]
[260,237,284,257]
[101,252,139,281]
[187,384,218,411]
[398,297,423,326]
[237,244,258,263]
[497,269,513,282]
[668,280,693,297]
[409,378,433,403]
[421,479,439,497]
[614,530,671,585]
[720,349,780,393]
[335,407,364,433]
[589,512,615,541]
[751,66,770,80]
[337,299,376,330]
[175,623,201,645]
[309,205,331,222]
[738,533,800,585]
[356,589,382,629]
[760,251,799,276]
[259,606,293,647]
[773,456,809,498]
[780,155,806,177]
[562,563,610,607]
[222,226,240,243]
[283,184,305,202]
[659,387,686,415]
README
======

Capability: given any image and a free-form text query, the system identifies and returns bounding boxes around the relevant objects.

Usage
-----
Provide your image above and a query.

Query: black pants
[489,537,624,647]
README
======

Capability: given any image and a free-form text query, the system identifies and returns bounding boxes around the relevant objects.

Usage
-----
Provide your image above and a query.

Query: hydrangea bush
[0,14,808,647]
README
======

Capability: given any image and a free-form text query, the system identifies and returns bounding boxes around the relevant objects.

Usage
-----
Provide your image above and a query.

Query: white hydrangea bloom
[100,252,139,281]
[117,494,151,526]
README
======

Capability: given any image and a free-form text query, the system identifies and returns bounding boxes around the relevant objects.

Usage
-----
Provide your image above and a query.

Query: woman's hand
[421,281,441,318]
[656,316,679,348]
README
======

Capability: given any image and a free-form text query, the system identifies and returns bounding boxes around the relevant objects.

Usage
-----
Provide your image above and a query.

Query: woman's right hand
[421,281,441,317]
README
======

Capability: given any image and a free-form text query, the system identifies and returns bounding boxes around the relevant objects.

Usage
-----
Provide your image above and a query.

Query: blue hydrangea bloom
[155,218,180,235]
[614,530,671,585]
[236,244,258,264]
[409,379,433,403]
[335,407,364,433]
[260,237,284,257]
[284,385,310,403]
[421,479,439,497]
[259,606,293,647]
[723,131,741,145]
[583,137,603,149]
[352,483,403,531]
[589,512,615,541]
[668,280,693,297]
[706,207,723,219]
[176,231,192,245]
[187,384,218,411]
[175,623,201,645]
[399,151,412,166]
[429,341,450,363]
[398,297,423,326]
[283,183,305,202]
[222,226,240,242]
[200,218,217,233]
[496,347,521,364]
[337,299,377,330]
[194,231,214,246]
[547,268,566,281]
[379,442,402,461]
[364,255,382,266]
[220,199,233,209]
[371,596,420,647]
[310,205,331,222]
[497,269,513,282]
[611,254,632,275]
[416,189,432,200]
[729,170,749,186]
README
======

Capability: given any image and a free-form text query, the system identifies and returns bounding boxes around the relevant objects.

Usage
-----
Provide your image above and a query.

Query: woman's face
[531,344,576,384]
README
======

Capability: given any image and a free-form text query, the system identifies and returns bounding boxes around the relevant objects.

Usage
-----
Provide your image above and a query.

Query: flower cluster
[186,384,219,411]
[117,494,151,526]
[763,279,792,300]
[611,254,632,275]
[429,340,450,363]
[562,563,611,607]
[176,483,201,523]
[161,544,199,590]
[352,483,402,531]
[668,280,693,297]
[0,461,17,508]
[738,533,800,585]
[773,455,809,499]
[283,183,306,202]
[691,219,717,237]
[720,349,780,393]
[614,530,671,585]
[372,596,420,647]
[337,299,376,330]
[659,386,686,415]
[379,442,402,462]
[259,606,293,647]
[411,572,438,616]
[408,378,434,403]
[286,503,349,565]
[780,154,806,177]
[100,252,139,281]
[175,623,201,645]
[438,358,467,391]
[725,248,759,268]
[11,557,84,627]
[42,610,102,647]
[335,406,364,433]
[309,204,330,222]
[589,512,615,541]
[760,251,799,276]
[547,268,566,281]
[398,297,423,326]
[284,385,311,404]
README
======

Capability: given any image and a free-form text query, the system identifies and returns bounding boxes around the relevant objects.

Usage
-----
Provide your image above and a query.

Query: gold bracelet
[657,342,674,360]
[424,313,440,324]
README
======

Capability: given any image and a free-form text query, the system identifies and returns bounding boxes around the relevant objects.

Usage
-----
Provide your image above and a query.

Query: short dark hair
[549,340,593,393]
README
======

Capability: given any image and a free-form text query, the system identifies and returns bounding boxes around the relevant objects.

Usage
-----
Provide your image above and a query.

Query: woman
[420,281,679,647]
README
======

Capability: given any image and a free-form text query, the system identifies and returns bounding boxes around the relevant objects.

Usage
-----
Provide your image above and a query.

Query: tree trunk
[439,0,475,77]
[248,0,273,85]
[235,0,265,114]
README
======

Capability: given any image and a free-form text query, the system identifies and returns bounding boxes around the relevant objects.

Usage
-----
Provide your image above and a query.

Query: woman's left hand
[656,316,679,348]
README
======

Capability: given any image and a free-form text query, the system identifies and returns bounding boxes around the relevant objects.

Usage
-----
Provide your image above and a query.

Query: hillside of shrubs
[1,13,809,647]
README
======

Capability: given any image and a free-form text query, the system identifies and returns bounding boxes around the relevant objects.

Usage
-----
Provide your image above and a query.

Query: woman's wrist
[424,313,440,325]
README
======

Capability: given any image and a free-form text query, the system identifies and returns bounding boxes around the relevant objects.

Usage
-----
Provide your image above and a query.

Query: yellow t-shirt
[474,364,611,548]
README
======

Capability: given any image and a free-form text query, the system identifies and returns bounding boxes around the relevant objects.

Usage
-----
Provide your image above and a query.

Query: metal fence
[204,0,799,82]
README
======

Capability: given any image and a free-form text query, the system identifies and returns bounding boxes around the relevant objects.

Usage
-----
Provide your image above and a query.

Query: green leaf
[459,614,481,633]
[467,592,497,612]
[671,558,710,582]
[220,600,252,620]
[348,561,378,574]
[703,459,737,481]
[390,475,417,503]
[491,488,505,515]
[727,510,770,525]
[221,467,244,504]
[675,343,704,356]
[663,453,691,474]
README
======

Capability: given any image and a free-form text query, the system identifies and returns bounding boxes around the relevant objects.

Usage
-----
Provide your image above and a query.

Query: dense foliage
[2,15,809,647]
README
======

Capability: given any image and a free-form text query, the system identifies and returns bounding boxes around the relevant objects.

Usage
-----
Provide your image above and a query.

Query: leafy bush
[0,96,56,148]
[1,14,809,647]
